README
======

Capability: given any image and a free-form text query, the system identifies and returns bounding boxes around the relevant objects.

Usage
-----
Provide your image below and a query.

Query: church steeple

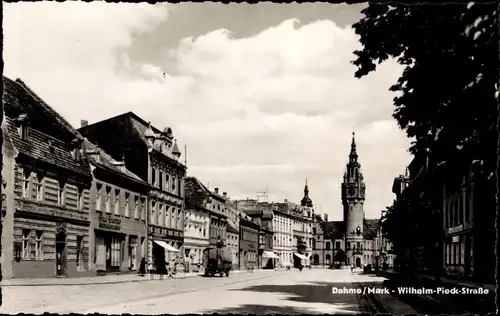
[301,178,313,207]
[342,130,366,201]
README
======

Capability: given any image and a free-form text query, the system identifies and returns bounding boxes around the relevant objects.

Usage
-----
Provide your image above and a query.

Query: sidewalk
[0,268,275,287]
[379,269,495,292]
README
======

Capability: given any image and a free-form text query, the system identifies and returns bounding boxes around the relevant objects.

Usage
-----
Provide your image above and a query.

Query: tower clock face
[347,188,356,196]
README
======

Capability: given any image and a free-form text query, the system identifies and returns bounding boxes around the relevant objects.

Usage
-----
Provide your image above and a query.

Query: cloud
[4,3,412,221]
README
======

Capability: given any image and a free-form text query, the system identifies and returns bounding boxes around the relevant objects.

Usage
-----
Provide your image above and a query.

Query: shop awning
[294,253,308,260]
[262,251,280,259]
[154,240,180,252]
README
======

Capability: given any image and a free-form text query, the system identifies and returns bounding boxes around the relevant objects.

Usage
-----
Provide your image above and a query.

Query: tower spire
[350,127,357,157]
[301,178,313,207]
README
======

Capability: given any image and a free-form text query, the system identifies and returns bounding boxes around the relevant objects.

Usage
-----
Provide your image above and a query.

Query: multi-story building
[1,77,93,278]
[235,199,277,269]
[82,139,150,274]
[183,177,212,268]
[78,112,187,272]
[226,199,240,270]
[239,213,260,270]
[442,159,495,281]
[206,187,228,247]
[272,201,294,266]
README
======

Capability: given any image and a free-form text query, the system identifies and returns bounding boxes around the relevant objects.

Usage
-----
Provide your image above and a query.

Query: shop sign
[99,214,121,231]
[452,236,460,243]
[447,224,463,234]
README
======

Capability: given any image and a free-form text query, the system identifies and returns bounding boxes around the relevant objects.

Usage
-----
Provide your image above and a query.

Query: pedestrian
[139,257,146,277]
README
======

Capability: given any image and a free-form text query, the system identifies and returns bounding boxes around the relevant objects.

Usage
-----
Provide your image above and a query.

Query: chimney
[284,199,287,203]
[223,192,227,198]
[81,120,88,128]
[324,213,328,222]
[214,188,219,194]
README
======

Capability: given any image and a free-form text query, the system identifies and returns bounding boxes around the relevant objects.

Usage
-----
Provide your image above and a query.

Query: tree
[352,3,498,176]
[334,249,346,264]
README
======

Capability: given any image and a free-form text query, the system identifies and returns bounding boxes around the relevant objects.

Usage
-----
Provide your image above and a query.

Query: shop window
[111,237,121,268]
[22,229,31,259]
[114,189,120,215]
[76,236,84,270]
[34,173,44,201]
[58,180,66,206]
[124,193,130,217]
[129,238,137,270]
[96,183,102,211]
[35,230,43,260]
[22,169,31,198]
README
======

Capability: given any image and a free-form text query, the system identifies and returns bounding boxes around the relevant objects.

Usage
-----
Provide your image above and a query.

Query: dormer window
[16,113,29,141]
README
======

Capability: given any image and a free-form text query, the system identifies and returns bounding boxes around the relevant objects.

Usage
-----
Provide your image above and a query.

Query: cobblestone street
[1,269,417,314]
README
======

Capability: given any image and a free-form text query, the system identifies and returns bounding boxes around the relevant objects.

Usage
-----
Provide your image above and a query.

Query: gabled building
[225,199,240,270]
[82,140,150,274]
[239,212,260,270]
[78,112,186,272]
[1,77,93,278]
[183,177,212,267]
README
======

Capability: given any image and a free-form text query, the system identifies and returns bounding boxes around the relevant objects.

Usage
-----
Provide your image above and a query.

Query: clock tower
[341,131,366,268]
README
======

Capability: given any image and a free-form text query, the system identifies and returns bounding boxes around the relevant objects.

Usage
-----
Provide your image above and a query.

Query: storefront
[148,226,183,273]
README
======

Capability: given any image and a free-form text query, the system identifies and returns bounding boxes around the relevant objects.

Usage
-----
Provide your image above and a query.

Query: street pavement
[1,268,419,315]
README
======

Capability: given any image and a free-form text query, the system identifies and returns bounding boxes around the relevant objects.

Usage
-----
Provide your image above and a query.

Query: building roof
[323,221,345,239]
[185,177,210,210]
[82,139,149,186]
[3,77,91,179]
[363,218,380,240]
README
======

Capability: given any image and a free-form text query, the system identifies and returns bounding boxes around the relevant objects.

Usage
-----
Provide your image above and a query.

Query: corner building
[2,77,93,278]
[78,112,187,272]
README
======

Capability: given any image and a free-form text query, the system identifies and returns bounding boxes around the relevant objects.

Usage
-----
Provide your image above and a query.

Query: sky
[3,2,413,221]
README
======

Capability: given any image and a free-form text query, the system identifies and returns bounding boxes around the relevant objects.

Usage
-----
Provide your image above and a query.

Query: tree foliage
[352,3,498,175]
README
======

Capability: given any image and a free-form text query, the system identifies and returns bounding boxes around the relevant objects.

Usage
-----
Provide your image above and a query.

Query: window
[96,184,102,211]
[134,196,139,219]
[22,169,31,198]
[312,238,316,250]
[178,178,182,196]
[76,236,84,269]
[76,187,84,210]
[22,229,31,259]
[151,201,157,225]
[35,230,43,260]
[464,190,469,222]
[58,180,65,206]
[34,173,43,201]
[105,187,111,213]
[114,189,120,215]
[165,174,170,191]
[326,241,331,250]
[159,171,163,190]
[111,237,121,268]
[140,197,146,220]
[124,193,130,217]
[336,241,341,250]
[151,168,157,187]
[20,124,29,141]
[172,176,176,191]
[159,203,164,227]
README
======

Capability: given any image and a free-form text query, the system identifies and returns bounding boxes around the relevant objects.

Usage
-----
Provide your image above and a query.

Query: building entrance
[355,257,361,268]
[56,231,67,276]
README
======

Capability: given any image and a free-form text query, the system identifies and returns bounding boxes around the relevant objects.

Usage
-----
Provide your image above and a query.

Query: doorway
[56,231,67,276]
[355,257,361,268]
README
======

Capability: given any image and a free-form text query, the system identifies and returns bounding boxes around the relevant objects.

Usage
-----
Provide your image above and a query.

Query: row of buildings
[0,77,318,279]
[390,145,495,281]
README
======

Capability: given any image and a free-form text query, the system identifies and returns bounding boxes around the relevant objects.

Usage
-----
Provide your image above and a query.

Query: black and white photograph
[0,1,497,315]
